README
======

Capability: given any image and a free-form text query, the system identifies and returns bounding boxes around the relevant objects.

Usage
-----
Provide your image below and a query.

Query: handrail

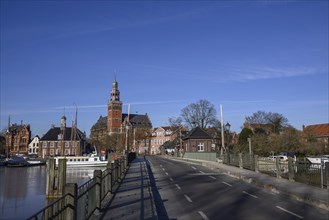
[27,154,131,220]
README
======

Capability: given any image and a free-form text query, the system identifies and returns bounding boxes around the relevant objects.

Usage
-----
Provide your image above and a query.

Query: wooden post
[107,152,112,168]
[239,153,243,169]
[46,158,55,197]
[110,161,114,193]
[46,158,66,198]
[94,170,102,209]
[64,183,77,220]
[288,157,295,182]
[325,162,329,191]
[276,157,281,178]
[254,155,259,173]
[58,159,67,196]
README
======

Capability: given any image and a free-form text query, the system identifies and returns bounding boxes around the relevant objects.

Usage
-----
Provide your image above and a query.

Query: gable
[183,127,212,140]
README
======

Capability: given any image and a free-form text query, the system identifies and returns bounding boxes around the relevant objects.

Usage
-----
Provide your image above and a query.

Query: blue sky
[1,0,328,137]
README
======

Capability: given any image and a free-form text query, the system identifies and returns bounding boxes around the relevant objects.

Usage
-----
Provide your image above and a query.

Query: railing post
[288,157,295,182]
[254,155,259,173]
[276,157,281,178]
[325,162,329,191]
[109,161,114,193]
[64,183,77,220]
[94,170,102,209]
[114,160,118,183]
[124,155,127,172]
[239,153,243,169]
[118,157,122,180]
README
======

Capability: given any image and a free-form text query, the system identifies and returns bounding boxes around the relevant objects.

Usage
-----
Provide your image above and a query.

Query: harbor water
[0,165,104,220]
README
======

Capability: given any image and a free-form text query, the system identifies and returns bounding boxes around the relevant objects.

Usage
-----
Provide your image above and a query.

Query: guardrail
[27,153,135,220]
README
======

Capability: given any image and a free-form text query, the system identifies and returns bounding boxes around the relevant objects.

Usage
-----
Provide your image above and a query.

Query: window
[43,142,47,148]
[197,143,204,152]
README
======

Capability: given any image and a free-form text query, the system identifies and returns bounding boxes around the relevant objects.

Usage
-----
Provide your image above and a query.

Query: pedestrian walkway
[95,157,157,220]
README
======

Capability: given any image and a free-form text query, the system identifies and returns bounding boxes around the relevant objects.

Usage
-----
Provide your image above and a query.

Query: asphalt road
[147,156,329,220]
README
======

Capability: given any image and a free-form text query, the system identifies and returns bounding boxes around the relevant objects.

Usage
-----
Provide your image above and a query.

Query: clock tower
[107,79,122,134]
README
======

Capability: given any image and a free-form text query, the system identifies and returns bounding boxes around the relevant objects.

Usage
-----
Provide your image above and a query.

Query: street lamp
[225,122,231,133]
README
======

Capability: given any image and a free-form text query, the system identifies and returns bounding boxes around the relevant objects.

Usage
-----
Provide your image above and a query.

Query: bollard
[254,155,259,173]
[94,170,102,209]
[288,157,295,182]
[64,183,77,220]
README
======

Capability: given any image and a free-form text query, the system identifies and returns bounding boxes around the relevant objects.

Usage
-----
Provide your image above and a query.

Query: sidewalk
[168,156,329,211]
[95,157,157,220]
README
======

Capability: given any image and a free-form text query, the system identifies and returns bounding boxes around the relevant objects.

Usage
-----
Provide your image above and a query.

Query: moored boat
[306,155,329,164]
[54,154,108,167]
[7,156,30,167]
[7,156,46,167]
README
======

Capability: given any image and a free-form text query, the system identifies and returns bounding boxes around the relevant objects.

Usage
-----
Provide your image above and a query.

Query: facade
[149,126,181,155]
[5,123,31,157]
[28,136,40,155]
[302,123,329,149]
[90,79,152,153]
[39,116,87,158]
[182,127,214,153]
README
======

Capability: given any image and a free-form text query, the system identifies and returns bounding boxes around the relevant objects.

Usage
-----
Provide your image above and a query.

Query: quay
[28,154,329,220]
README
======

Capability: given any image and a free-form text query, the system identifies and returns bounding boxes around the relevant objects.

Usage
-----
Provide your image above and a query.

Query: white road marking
[243,191,258,198]
[169,177,174,182]
[198,211,210,220]
[160,164,163,167]
[222,181,233,187]
[175,184,181,190]
[276,206,304,219]
[209,176,216,180]
[199,171,205,174]
[162,168,165,171]
[184,194,193,203]
[165,172,169,176]
[191,166,197,170]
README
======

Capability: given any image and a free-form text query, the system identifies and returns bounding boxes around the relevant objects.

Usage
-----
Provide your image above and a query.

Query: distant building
[182,127,214,152]
[302,123,329,149]
[90,79,152,153]
[28,136,40,155]
[5,123,31,157]
[150,126,183,155]
[39,116,87,157]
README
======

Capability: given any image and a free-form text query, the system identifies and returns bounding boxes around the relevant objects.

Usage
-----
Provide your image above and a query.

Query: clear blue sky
[1,0,328,137]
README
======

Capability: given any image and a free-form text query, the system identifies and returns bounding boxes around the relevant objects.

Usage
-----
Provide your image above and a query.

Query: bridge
[27,153,329,220]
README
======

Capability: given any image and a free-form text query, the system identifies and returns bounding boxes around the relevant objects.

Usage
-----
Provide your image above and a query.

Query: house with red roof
[302,123,329,149]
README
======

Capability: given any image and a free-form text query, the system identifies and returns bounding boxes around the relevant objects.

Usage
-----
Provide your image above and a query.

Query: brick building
[90,79,152,153]
[39,116,87,157]
[5,123,31,157]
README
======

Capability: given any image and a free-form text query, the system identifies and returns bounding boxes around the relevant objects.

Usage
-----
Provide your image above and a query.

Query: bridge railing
[222,153,329,189]
[27,154,131,220]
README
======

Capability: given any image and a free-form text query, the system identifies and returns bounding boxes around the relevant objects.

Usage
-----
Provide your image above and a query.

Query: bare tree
[172,99,219,129]
[246,111,289,134]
